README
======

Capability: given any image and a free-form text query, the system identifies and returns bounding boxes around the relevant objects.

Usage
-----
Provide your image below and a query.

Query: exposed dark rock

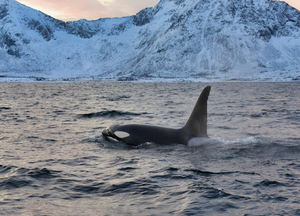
[27,20,54,41]
[7,47,21,57]
[0,3,8,19]
[133,8,153,26]
[0,34,16,48]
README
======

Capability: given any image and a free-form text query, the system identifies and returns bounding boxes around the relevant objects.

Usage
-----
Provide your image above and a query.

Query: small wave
[202,187,231,199]
[27,168,60,179]
[254,179,287,188]
[106,181,160,196]
[150,167,194,180]
[118,167,137,171]
[71,182,105,194]
[259,195,289,203]
[186,169,259,177]
[262,108,290,113]
[0,166,61,190]
[0,107,11,111]
[71,180,160,196]
[77,110,148,118]
[106,95,131,101]
[0,165,15,174]
[250,113,262,118]
[187,169,235,177]
[0,136,9,141]
[201,187,251,204]
[0,177,33,190]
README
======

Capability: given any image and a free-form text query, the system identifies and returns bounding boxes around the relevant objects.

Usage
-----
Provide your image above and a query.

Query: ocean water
[0,82,300,215]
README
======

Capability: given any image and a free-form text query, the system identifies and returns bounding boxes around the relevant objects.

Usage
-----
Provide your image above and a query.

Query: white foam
[188,136,267,146]
[227,137,265,145]
[215,137,267,145]
[188,137,223,147]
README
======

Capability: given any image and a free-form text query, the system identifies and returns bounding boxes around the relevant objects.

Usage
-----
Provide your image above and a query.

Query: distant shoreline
[0,76,299,83]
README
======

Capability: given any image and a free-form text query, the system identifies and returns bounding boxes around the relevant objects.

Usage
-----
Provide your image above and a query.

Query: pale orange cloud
[285,0,300,12]
[16,0,300,22]
[17,0,108,21]
[16,0,160,21]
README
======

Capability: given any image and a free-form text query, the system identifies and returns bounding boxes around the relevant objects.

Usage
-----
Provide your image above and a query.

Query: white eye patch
[114,131,130,139]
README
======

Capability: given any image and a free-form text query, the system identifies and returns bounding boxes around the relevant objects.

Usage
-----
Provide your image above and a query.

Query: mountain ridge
[1,0,300,81]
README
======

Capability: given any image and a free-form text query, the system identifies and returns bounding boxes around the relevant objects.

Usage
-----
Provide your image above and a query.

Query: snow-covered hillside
[1,0,300,81]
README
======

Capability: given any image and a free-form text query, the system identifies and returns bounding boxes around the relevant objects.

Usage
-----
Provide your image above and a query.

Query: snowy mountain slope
[0,0,135,77]
[125,0,300,80]
[0,0,300,81]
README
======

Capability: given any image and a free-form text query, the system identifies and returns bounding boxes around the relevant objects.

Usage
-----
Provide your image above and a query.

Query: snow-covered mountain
[1,0,300,81]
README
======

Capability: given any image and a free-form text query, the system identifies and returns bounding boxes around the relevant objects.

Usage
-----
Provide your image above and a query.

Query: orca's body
[102,86,211,146]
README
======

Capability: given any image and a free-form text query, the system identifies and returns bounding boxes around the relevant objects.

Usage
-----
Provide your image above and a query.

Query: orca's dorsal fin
[183,85,211,138]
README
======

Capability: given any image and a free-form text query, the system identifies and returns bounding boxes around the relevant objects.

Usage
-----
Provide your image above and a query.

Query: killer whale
[102,85,211,146]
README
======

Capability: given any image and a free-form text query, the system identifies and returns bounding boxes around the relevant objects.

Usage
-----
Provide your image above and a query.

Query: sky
[16,0,300,22]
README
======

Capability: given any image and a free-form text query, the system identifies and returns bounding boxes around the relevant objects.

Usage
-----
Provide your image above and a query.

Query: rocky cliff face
[0,0,300,81]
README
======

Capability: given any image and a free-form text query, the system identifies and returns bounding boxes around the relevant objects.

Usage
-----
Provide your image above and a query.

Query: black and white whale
[102,85,211,146]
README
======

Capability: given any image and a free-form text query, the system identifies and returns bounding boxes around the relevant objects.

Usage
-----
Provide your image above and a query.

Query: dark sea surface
[0,82,300,215]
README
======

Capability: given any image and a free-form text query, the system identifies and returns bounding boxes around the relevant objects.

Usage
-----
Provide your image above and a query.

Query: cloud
[285,0,300,11]
[17,0,107,21]
[16,0,300,22]
[16,0,160,21]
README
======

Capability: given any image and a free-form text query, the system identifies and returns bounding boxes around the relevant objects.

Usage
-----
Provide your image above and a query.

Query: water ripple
[77,110,148,118]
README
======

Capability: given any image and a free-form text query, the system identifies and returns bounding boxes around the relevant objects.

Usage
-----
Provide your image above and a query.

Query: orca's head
[102,125,130,142]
